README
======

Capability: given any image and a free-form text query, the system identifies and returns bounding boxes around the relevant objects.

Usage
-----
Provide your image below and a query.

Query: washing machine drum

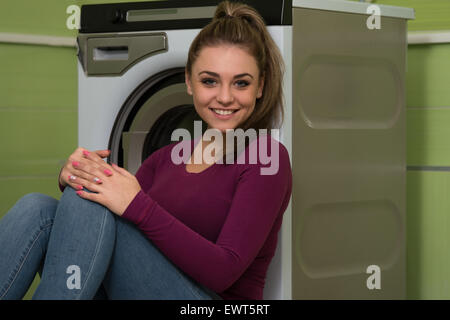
[108,68,206,175]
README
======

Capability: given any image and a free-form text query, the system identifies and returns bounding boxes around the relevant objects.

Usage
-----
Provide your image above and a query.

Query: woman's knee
[18,192,57,206]
[58,187,116,229]
[2,192,59,225]
[60,187,103,212]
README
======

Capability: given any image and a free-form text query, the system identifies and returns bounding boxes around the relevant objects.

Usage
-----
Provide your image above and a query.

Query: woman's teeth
[212,109,235,115]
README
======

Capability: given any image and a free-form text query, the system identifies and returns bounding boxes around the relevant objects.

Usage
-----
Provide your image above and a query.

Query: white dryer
[77,0,293,300]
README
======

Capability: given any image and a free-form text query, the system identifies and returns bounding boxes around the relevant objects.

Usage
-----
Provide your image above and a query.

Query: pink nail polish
[76,185,83,190]
[104,169,112,176]
[76,191,83,196]
[72,161,79,167]
[83,150,90,157]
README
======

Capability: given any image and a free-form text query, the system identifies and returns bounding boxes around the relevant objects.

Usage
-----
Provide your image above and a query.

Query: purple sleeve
[121,145,292,293]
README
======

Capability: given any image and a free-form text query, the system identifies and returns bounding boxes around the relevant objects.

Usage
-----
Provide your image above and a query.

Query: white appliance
[77,0,292,299]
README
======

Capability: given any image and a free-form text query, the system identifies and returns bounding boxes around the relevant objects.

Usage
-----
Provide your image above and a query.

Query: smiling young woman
[184,1,285,172]
[184,44,265,173]
[0,1,291,301]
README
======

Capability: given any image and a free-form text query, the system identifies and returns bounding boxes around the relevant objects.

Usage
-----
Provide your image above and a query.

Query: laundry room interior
[1,0,450,300]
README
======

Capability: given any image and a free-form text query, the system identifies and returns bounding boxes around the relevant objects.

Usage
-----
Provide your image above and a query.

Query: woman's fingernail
[69,175,76,181]
[83,150,90,157]
[76,185,83,190]
[104,169,113,176]
[72,161,79,167]
[94,177,102,183]
[76,191,83,196]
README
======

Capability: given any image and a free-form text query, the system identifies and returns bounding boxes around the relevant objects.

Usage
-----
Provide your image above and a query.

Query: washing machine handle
[77,32,168,76]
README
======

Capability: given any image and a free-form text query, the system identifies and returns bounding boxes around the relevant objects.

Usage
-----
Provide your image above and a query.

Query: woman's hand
[73,152,142,216]
[59,147,112,191]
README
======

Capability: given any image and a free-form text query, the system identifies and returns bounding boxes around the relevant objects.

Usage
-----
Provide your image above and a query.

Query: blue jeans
[0,187,217,300]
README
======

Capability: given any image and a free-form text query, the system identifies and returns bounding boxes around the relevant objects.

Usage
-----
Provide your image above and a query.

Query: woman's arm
[122,145,292,293]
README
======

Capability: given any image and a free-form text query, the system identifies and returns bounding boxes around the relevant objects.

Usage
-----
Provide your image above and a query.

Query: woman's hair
[186,0,285,132]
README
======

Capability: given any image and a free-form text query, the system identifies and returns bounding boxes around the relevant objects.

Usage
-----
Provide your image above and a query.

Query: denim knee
[59,187,116,228]
[60,187,108,212]
[10,193,59,224]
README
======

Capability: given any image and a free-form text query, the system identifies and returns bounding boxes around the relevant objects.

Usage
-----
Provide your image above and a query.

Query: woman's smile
[210,107,239,118]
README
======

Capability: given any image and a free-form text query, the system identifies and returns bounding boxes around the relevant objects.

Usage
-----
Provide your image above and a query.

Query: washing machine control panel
[111,9,126,24]
[79,0,291,34]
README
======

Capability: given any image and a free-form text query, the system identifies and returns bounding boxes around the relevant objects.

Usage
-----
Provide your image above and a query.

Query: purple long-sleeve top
[62,135,292,299]
[122,135,292,300]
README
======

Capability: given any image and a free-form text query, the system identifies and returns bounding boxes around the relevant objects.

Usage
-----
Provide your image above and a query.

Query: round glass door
[108,68,206,174]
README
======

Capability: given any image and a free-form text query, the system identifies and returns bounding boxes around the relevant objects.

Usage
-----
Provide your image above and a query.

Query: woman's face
[185,45,264,133]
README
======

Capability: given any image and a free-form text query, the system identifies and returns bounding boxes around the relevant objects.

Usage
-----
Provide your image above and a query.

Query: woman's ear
[185,70,193,95]
[256,76,265,99]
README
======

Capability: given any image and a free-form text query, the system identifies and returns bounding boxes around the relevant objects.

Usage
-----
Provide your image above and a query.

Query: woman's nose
[217,85,234,105]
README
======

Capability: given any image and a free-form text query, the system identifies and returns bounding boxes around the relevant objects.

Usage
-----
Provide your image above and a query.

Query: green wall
[406,43,450,299]
[372,0,450,300]
[1,0,450,300]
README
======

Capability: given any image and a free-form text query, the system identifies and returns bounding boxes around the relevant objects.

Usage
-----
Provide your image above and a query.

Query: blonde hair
[186,1,285,132]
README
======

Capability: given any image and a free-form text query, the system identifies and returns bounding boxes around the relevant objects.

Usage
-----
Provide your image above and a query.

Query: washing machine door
[108,67,206,175]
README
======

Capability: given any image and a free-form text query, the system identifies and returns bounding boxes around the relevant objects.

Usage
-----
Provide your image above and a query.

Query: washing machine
[77,0,293,299]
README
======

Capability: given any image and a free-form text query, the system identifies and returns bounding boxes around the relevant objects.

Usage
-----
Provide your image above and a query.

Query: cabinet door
[292,7,406,299]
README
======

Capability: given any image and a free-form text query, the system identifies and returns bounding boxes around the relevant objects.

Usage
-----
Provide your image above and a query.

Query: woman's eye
[201,78,217,86]
[235,80,250,88]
